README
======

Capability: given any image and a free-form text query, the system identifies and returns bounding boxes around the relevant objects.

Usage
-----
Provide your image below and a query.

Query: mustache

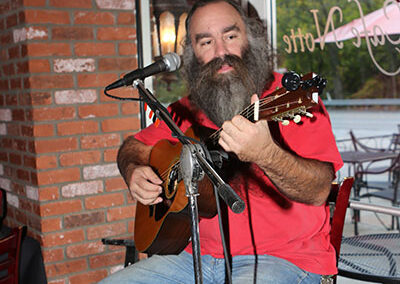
[194,54,256,92]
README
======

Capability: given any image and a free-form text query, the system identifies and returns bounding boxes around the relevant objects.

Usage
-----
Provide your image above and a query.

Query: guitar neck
[206,72,322,146]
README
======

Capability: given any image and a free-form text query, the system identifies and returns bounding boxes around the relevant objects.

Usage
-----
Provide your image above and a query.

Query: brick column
[0,0,140,283]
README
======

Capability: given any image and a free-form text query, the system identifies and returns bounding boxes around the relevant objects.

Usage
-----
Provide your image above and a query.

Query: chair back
[0,226,24,284]
[328,177,354,259]
[349,130,385,153]
[0,188,6,230]
[389,134,400,152]
[355,152,400,180]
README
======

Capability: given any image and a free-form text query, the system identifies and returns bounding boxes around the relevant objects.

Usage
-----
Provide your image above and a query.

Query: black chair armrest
[101,238,138,267]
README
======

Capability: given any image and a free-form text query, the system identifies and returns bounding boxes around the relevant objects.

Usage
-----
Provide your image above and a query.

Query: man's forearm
[258,144,334,206]
[117,136,152,184]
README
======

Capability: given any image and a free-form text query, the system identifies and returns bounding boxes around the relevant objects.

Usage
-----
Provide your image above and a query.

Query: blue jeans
[98,251,322,283]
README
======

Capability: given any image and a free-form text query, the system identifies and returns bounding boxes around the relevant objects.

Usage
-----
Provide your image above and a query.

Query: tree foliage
[276,0,399,99]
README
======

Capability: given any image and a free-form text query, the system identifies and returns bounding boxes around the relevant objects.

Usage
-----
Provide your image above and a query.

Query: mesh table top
[338,233,400,283]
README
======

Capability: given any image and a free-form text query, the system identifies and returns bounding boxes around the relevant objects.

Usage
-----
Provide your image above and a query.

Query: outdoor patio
[330,111,400,283]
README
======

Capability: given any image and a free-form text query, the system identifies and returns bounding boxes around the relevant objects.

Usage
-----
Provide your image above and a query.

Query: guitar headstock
[253,72,326,125]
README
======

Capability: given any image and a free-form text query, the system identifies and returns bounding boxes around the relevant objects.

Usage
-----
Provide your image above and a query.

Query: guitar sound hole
[148,198,173,220]
[167,166,179,197]
[154,198,174,221]
[149,205,154,217]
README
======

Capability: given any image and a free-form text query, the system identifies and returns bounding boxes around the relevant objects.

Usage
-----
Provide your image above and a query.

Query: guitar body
[134,128,217,255]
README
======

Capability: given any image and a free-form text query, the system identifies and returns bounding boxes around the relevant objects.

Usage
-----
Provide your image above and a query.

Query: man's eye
[201,40,212,46]
[227,34,237,40]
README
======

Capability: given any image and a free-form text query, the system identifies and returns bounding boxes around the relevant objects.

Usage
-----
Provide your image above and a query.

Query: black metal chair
[349,131,399,191]
[0,189,6,232]
[337,203,400,283]
[101,238,138,267]
[0,226,24,284]
[356,153,400,230]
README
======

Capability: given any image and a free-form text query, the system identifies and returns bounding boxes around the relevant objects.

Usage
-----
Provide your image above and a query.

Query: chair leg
[352,183,361,235]
[391,216,398,230]
[353,209,359,235]
[124,244,138,267]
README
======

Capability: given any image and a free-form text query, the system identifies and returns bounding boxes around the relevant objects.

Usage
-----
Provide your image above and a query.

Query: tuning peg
[273,116,290,126]
[293,115,301,124]
[298,109,313,118]
[282,71,301,91]
[301,111,313,118]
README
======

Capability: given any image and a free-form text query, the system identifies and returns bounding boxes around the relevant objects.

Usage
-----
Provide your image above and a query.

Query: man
[100,0,343,283]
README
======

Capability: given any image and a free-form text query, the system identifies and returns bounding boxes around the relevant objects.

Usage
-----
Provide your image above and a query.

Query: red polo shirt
[134,72,343,275]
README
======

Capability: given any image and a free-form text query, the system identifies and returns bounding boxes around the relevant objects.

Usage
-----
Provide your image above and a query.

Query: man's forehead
[189,2,245,36]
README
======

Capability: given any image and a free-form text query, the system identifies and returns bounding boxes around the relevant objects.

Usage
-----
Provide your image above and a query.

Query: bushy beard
[184,45,272,127]
[191,52,257,126]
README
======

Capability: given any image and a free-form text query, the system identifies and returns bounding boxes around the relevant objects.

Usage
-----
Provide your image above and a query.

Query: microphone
[105,52,181,91]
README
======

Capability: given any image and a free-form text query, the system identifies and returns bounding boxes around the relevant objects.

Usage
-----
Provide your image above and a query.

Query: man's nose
[214,39,228,58]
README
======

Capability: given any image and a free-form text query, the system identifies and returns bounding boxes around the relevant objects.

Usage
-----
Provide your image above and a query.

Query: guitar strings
[157,98,264,181]
[156,96,299,181]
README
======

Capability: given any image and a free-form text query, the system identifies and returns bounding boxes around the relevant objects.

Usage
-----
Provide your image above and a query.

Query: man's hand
[218,94,276,164]
[117,137,163,206]
[218,94,333,205]
[127,165,163,205]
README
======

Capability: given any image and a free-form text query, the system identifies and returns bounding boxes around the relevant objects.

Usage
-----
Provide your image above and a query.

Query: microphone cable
[104,87,142,101]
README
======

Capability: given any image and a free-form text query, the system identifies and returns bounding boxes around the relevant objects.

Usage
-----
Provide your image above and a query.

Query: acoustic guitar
[134,72,325,255]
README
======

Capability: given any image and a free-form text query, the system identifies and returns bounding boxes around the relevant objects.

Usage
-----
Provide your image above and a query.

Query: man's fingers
[231,115,253,130]
[133,191,162,205]
[142,166,163,185]
[218,129,237,152]
[222,115,252,136]
[129,166,163,205]
[130,183,162,205]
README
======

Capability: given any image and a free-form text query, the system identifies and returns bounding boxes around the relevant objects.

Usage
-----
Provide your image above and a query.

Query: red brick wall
[0,0,140,282]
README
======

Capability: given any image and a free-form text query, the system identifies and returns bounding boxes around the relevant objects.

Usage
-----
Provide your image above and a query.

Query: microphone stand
[133,79,245,284]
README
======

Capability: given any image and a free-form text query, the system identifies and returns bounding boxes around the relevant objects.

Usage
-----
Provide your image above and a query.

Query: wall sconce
[152,0,190,57]
[159,11,176,55]
[151,0,191,93]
